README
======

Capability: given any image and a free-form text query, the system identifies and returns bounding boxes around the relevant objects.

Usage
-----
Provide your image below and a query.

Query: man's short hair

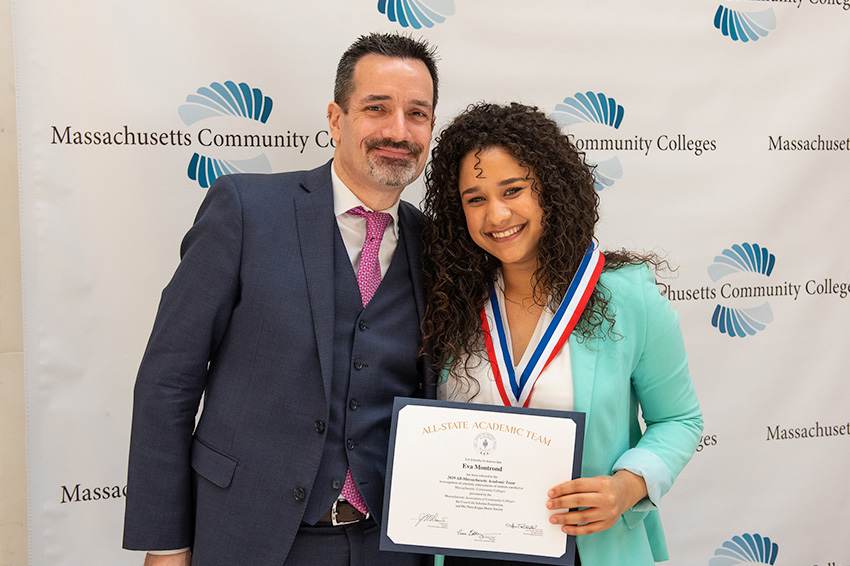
[334,32,439,112]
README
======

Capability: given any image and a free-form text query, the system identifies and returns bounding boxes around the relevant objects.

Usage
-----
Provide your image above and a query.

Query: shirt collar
[331,160,400,238]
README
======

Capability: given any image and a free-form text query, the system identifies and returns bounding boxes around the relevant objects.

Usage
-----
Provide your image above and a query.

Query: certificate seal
[473,432,496,455]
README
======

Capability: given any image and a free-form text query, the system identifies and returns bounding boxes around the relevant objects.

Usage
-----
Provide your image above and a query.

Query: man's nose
[382,110,408,140]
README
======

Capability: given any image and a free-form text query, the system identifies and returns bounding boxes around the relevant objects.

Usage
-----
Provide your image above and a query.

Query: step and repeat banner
[14,1,849,564]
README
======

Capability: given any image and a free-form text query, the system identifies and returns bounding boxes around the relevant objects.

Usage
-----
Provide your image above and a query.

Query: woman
[421,102,702,565]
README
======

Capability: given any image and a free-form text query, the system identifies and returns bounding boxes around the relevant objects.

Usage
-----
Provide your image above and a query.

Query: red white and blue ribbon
[481,245,604,407]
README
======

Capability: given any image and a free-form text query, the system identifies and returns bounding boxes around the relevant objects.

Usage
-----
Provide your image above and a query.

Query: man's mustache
[365,138,423,158]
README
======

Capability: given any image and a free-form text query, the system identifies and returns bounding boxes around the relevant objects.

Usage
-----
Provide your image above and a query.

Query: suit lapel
[294,162,336,400]
[398,202,426,324]
[398,202,436,397]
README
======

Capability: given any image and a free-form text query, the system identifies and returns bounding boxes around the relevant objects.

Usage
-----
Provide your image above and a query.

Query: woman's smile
[488,223,526,241]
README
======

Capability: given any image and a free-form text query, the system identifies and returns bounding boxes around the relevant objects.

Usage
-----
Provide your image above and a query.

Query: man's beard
[365,138,424,187]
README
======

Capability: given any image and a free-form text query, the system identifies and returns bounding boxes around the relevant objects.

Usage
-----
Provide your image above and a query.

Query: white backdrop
[14,1,850,564]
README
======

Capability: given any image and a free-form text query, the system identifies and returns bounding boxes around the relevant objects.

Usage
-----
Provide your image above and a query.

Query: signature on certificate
[456,529,499,543]
[415,512,448,527]
[505,522,538,530]
[505,522,544,537]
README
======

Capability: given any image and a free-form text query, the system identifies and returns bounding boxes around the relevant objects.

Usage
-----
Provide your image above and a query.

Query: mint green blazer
[570,263,702,565]
[436,263,702,566]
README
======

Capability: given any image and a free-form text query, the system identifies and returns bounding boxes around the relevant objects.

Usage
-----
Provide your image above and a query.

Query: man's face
[328,54,435,208]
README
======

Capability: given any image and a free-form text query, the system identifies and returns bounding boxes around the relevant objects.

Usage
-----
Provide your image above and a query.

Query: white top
[438,273,575,411]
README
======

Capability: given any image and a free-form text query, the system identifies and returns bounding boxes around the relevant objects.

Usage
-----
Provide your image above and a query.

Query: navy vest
[302,223,421,524]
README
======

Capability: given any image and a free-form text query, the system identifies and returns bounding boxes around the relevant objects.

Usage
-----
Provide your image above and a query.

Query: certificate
[380,398,585,565]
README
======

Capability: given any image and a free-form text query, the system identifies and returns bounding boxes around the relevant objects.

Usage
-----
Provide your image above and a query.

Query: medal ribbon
[481,245,604,407]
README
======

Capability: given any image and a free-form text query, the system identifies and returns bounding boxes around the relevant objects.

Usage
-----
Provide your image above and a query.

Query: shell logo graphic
[710,533,778,565]
[179,81,273,189]
[552,92,624,129]
[186,153,272,191]
[179,81,273,126]
[709,243,776,338]
[378,0,455,29]
[714,5,777,43]
[551,92,624,191]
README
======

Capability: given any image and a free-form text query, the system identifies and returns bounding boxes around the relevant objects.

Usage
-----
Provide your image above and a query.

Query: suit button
[315,420,325,433]
[353,359,363,370]
[332,479,342,490]
[293,487,306,501]
[349,399,359,410]
[346,439,355,450]
[358,321,368,331]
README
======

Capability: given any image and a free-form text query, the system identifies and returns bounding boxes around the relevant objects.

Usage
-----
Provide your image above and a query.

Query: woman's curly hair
[422,102,652,381]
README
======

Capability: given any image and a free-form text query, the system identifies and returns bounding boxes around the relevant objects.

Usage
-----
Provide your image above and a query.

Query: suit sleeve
[123,176,244,550]
[610,265,703,527]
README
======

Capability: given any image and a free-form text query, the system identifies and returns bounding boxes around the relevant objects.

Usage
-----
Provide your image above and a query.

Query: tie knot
[347,206,392,237]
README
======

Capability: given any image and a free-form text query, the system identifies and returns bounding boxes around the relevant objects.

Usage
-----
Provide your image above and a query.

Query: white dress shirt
[331,162,400,277]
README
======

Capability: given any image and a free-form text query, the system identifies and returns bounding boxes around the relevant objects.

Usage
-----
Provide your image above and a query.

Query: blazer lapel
[294,161,336,400]
[569,334,598,414]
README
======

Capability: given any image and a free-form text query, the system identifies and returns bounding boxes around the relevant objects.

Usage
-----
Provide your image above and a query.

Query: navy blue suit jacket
[123,161,433,564]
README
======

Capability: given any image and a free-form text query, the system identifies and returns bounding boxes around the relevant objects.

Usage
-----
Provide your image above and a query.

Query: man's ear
[327,102,344,143]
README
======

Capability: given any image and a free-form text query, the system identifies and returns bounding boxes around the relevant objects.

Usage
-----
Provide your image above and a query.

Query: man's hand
[144,551,191,566]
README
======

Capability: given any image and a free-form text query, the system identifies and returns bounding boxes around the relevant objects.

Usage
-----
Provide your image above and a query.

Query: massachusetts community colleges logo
[550,91,717,191]
[178,81,275,188]
[659,242,849,338]
[551,92,625,191]
[708,243,776,338]
[50,79,340,189]
[710,533,778,565]
[378,0,455,28]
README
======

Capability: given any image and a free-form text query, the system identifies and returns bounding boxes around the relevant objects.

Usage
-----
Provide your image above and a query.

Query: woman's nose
[486,200,511,223]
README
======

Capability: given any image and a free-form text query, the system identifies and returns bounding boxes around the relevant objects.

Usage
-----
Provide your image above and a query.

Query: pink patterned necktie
[347,206,392,307]
[340,206,392,515]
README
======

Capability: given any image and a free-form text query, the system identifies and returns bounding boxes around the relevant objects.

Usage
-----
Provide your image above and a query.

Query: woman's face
[458,146,544,271]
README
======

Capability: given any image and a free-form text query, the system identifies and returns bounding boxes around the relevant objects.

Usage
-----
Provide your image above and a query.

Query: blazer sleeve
[610,265,703,527]
[123,175,244,550]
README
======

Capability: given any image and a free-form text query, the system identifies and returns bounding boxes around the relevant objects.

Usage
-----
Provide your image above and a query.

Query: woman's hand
[546,470,648,535]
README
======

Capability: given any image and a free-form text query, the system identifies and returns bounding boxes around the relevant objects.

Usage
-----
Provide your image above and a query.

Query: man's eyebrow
[359,94,433,111]
[361,94,392,103]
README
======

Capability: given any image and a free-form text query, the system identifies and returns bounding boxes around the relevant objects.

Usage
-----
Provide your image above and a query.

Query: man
[123,33,439,566]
